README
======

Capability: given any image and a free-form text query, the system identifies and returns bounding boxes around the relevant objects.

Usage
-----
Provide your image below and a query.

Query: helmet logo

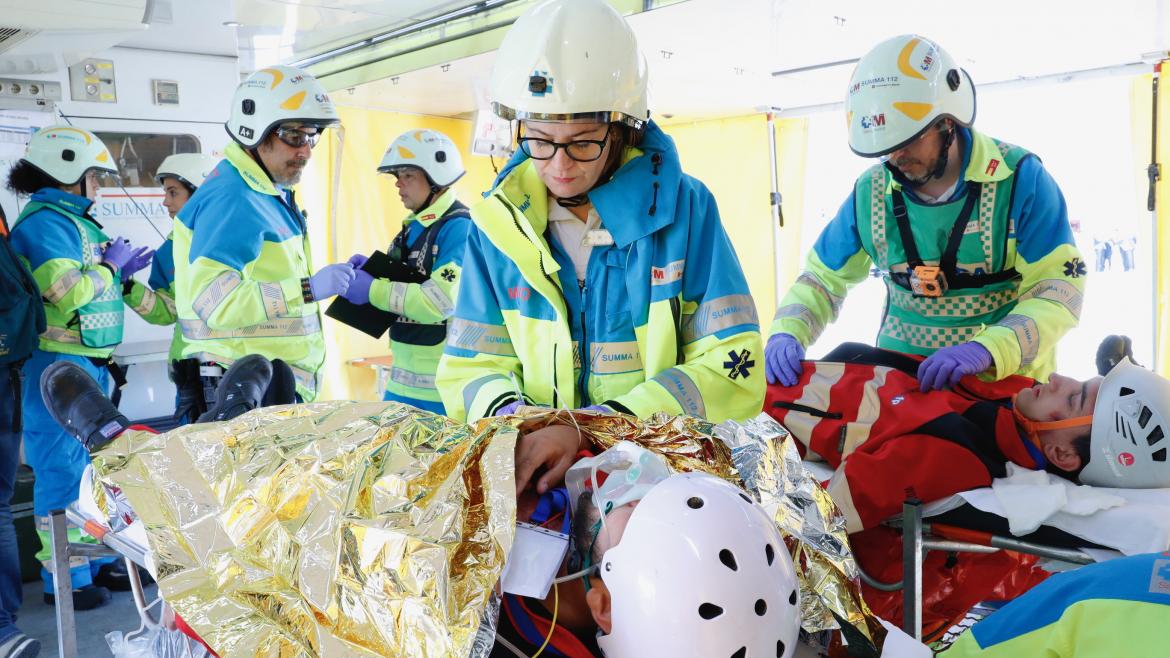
[528,70,553,96]
[289,74,304,84]
[896,39,928,81]
[258,68,284,87]
[397,146,416,159]
[96,151,109,163]
[238,126,254,139]
[280,91,307,110]
[314,93,330,104]
[1119,452,1136,467]
[893,101,933,121]
[860,113,886,130]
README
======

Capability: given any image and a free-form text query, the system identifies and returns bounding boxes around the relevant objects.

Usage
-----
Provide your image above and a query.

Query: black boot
[43,584,111,610]
[39,361,129,451]
[196,354,273,423]
[264,359,298,406]
[1096,335,1136,375]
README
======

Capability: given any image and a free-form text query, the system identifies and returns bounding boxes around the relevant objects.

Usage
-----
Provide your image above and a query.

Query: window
[93,132,201,188]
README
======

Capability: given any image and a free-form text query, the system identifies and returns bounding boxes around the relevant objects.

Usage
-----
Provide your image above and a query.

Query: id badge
[500,522,570,599]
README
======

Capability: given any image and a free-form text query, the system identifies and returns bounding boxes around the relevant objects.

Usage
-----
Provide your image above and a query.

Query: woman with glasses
[437,0,764,431]
[171,65,354,403]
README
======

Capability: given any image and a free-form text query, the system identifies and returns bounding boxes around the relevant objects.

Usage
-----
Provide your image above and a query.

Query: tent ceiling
[337,0,1170,121]
[83,0,1170,121]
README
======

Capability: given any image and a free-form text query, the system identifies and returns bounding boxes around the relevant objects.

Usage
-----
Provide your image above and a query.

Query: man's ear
[585,578,612,634]
[1042,433,1084,473]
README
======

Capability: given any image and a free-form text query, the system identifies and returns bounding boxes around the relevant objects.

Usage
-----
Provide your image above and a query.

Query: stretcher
[48,466,208,658]
[801,460,1170,643]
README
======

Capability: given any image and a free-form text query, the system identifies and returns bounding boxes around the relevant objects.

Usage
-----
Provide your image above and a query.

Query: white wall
[1,45,240,421]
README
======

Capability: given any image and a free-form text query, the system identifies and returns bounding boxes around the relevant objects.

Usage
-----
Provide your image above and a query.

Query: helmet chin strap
[555,193,590,207]
[1011,392,1094,447]
[882,122,956,188]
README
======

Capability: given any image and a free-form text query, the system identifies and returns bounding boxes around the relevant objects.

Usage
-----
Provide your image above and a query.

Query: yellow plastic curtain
[299,106,499,400]
[1130,66,1170,375]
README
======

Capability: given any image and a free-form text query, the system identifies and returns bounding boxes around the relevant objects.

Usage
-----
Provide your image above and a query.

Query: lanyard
[890,181,981,275]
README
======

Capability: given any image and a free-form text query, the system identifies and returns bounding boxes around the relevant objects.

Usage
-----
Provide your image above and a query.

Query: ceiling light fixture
[292,0,520,69]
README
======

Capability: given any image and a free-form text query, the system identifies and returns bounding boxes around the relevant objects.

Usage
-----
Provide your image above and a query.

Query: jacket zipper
[501,198,573,407]
[579,280,590,405]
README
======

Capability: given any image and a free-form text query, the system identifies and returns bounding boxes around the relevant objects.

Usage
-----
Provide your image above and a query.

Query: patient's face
[1015,373,1102,421]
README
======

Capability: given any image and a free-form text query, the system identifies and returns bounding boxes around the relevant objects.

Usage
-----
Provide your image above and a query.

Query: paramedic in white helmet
[172,66,354,403]
[765,35,1083,391]
[121,153,218,423]
[343,129,471,414]
[436,0,764,425]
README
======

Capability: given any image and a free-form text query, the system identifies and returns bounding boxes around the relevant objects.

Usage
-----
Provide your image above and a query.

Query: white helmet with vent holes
[596,472,801,658]
[1082,357,1170,488]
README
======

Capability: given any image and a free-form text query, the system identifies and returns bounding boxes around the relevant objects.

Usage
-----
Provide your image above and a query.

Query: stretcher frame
[48,505,158,658]
[857,499,1096,642]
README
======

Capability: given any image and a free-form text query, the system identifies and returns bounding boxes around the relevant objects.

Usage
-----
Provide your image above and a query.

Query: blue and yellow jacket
[171,143,323,399]
[942,552,1170,657]
[772,128,1083,381]
[437,120,764,423]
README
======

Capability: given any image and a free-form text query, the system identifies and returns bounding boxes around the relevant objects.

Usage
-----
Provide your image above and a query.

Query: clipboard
[325,251,399,338]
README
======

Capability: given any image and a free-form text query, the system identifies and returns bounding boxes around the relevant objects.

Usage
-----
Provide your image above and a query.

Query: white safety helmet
[21,125,117,185]
[491,0,648,129]
[846,34,975,157]
[225,65,339,149]
[155,152,218,190]
[597,472,801,658]
[1081,358,1170,488]
[377,129,465,187]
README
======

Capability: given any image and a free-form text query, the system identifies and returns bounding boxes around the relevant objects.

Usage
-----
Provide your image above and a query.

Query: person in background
[122,153,218,423]
[172,65,353,403]
[7,125,152,611]
[766,35,1084,392]
[0,202,44,656]
[343,129,471,414]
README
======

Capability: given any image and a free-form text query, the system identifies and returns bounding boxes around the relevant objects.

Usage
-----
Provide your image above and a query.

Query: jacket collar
[30,188,95,219]
[489,119,684,248]
[225,142,280,196]
[407,188,457,227]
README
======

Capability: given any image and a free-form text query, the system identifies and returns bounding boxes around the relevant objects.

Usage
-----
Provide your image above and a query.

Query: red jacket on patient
[764,343,1045,533]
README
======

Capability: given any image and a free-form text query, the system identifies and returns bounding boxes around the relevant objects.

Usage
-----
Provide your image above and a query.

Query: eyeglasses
[518,126,611,162]
[274,126,321,149]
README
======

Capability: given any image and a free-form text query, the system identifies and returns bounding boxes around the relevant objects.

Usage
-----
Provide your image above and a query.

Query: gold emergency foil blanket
[717,414,884,647]
[90,401,518,658]
[512,409,881,645]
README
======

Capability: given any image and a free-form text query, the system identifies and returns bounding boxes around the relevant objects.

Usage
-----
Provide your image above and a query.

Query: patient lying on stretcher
[764,341,1170,533]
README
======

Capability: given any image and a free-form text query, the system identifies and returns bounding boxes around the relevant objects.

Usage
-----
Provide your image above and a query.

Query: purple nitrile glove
[765,333,805,386]
[347,253,369,269]
[495,400,524,416]
[917,342,993,391]
[342,269,374,305]
[308,263,355,301]
[121,246,155,281]
[578,405,611,413]
[101,236,134,272]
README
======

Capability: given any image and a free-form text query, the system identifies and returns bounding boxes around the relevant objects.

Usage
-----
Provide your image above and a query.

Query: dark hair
[569,491,604,573]
[6,160,62,196]
[599,123,644,183]
[1046,431,1092,482]
[158,174,196,196]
